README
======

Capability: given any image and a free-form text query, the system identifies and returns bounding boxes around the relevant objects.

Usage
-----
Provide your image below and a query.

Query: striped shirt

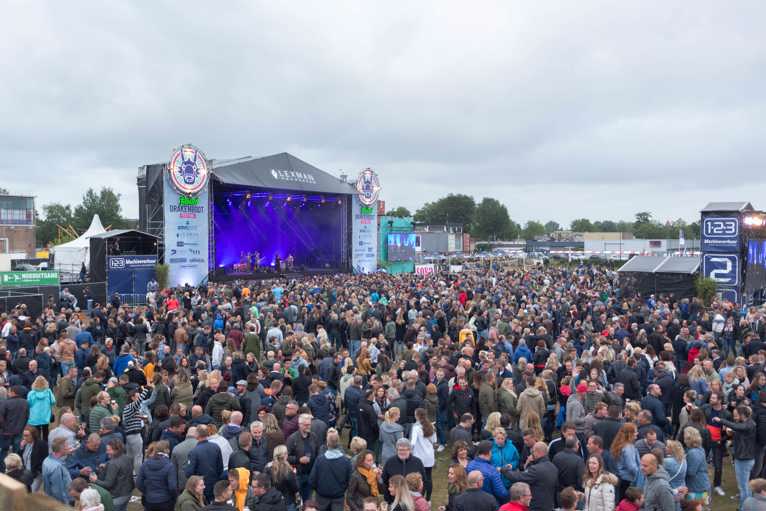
[122,387,151,434]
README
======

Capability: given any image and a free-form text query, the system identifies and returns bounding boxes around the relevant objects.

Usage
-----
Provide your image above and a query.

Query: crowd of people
[1,263,766,511]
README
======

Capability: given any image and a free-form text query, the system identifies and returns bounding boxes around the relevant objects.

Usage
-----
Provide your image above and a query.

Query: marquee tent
[53,215,106,274]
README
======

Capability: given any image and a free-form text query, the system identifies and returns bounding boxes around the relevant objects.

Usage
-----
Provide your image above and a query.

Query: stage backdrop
[352,194,378,273]
[164,146,210,287]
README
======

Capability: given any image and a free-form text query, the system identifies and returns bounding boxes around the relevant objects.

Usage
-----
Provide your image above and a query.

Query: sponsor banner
[701,216,741,253]
[415,264,435,276]
[703,253,739,287]
[449,265,463,273]
[0,271,59,287]
[108,255,157,269]
[351,195,378,273]
[107,255,157,296]
[164,145,210,287]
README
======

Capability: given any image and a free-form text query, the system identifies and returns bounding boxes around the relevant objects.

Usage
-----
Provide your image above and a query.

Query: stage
[209,265,343,283]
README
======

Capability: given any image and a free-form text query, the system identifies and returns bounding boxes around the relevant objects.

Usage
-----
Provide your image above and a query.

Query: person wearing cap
[566,382,587,426]
[381,438,426,504]
[466,440,509,505]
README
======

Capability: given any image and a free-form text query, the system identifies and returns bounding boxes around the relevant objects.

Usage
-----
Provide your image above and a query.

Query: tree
[385,206,411,218]
[522,220,546,240]
[570,218,594,232]
[634,211,653,225]
[544,221,560,234]
[0,188,8,195]
[414,194,476,231]
[72,187,125,231]
[36,203,74,245]
[474,198,513,240]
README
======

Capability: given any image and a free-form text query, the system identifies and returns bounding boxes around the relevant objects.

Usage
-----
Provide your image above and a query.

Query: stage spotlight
[321,196,326,204]
[286,195,292,202]
[337,198,342,205]
[267,194,273,201]
[247,200,251,207]
[246,192,251,199]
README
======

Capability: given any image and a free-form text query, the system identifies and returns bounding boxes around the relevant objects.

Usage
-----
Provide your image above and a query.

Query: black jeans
[424,466,433,500]
[711,442,725,487]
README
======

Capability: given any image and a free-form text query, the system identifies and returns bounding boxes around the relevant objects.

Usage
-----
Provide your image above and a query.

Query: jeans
[436,409,448,446]
[125,433,144,477]
[734,458,755,509]
[60,360,75,377]
[113,495,130,511]
[424,466,433,501]
[316,495,344,511]
[752,445,766,479]
[349,340,361,360]
[298,473,312,503]
[711,442,725,487]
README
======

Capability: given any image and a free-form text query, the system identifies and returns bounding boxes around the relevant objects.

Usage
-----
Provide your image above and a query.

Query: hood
[234,466,249,493]
[596,472,619,486]
[381,422,404,434]
[324,448,345,460]
[648,465,670,484]
[522,387,541,397]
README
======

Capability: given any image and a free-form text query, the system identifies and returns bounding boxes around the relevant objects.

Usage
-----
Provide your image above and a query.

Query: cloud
[1,1,765,226]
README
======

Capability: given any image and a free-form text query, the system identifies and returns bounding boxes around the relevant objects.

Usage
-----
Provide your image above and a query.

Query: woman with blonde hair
[262,413,285,458]
[27,375,55,440]
[175,475,205,511]
[350,436,368,465]
[268,444,299,511]
[388,474,414,511]
[481,411,502,441]
[663,440,687,496]
[444,464,467,511]
[410,408,436,500]
[379,407,404,465]
[583,454,617,511]
[683,427,710,504]
[525,411,544,441]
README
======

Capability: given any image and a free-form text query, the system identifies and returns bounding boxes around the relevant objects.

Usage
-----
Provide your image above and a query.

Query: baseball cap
[236,380,247,386]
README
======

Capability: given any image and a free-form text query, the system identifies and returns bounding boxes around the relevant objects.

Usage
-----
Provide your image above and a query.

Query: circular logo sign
[355,168,381,206]
[168,145,209,196]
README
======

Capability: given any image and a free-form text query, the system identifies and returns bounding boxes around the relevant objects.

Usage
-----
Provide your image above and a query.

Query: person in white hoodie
[211,338,224,370]
[410,408,436,500]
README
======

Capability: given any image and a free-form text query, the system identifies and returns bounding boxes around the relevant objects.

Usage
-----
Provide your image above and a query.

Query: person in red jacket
[498,482,533,511]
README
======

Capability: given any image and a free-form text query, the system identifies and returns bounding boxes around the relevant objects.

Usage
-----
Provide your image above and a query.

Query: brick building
[0,194,36,258]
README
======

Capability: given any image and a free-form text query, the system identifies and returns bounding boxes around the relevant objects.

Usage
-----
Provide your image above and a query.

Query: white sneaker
[437,445,445,453]
[714,486,725,496]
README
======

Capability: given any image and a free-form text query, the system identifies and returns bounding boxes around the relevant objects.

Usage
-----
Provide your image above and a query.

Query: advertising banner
[415,264,435,276]
[701,215,741,254]
[107,255,157,296]
[702,253,740,287]
[0,271,59,287]
[351,194,378,273]
[164,145,210,287]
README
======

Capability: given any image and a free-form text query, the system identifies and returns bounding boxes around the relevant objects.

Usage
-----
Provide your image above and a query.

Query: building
[0,194,35,259]
[413,223,464,254]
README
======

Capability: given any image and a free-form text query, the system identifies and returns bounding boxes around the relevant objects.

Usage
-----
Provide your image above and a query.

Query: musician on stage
[274,254,281,273]
[286,254,294,270]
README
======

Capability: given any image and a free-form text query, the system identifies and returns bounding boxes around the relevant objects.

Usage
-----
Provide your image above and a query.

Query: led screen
[387,233,416,262]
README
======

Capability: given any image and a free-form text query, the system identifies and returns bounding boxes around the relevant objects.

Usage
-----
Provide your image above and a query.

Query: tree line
[37,187,130,246]
[387,194,700,241]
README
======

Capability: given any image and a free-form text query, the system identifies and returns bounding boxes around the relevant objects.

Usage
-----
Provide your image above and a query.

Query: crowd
[1,263,766,511]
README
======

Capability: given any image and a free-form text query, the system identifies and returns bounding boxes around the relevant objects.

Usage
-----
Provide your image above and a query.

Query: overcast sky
[2,1,765,227]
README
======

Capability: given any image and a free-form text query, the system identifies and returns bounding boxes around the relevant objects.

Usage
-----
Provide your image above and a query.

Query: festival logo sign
[167,145,210,196]
[355,168,381,206]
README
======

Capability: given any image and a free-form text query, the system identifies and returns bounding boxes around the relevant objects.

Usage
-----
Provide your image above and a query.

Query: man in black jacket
[381,438,426,503]
[592,405,624,451]
[206,480,238,511]
[247,473,287,511]
[616,359,641,401]
[454,470,498,511]
[356,389,379,450]
[287,413,319,502]
[0,385,30,469]
[641,384,670,434]
[552,437,584,493]
[503,442,559,511]
[309,429,352,511]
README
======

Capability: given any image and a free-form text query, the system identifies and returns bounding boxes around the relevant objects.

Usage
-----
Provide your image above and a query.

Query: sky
[2,1,765,227]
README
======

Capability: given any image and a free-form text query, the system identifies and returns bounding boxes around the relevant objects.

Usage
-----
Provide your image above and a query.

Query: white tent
[53,214,106,273]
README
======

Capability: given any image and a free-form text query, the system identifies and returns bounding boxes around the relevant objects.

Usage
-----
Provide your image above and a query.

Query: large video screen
[746,239,766,298]
[387,233,416,262]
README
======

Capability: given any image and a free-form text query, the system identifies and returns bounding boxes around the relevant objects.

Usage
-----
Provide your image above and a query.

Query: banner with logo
[351,194,378,273]
[449,264,463,273]
[415,264,435,277]
[107,255,157,296]
[0,271,59,288]
[701,215,741,254]
[164,145,210,287]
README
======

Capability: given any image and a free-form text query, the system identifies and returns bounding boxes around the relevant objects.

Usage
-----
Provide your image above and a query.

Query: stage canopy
[53,214,106,273]
[212,152,354,195]
[618,255,700,298]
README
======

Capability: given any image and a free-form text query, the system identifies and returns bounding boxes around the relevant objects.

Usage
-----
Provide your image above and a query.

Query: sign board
[0,271,60,287]
[415,264,435,276]
[701,216,740,253]
[351,195,378,273]
[703,254,739,286]
[107,255,157,296]
[164,145,210,287]
[449,264,463,273]
[355,168,381,206]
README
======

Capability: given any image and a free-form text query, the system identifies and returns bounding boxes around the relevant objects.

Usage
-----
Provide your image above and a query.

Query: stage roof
[701,201,753,212]
[211,152,356,195]
[618,255,700,274]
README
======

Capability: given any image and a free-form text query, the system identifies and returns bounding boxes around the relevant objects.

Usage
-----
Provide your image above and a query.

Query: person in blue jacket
[137,440,177,511]
[466,440,509,504]
[512,340,533,365]
[43,437,72,504]
[490,428,520,486]
[184,424,224,503]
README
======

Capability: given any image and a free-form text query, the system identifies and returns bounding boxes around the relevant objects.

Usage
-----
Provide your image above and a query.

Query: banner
[164,145,210,287]
[449,264,463,273]
[107,255,157,296]
[701,216,740,254]
[0,271,59,287]
[415,264,435,276]
[351,195,378,273]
